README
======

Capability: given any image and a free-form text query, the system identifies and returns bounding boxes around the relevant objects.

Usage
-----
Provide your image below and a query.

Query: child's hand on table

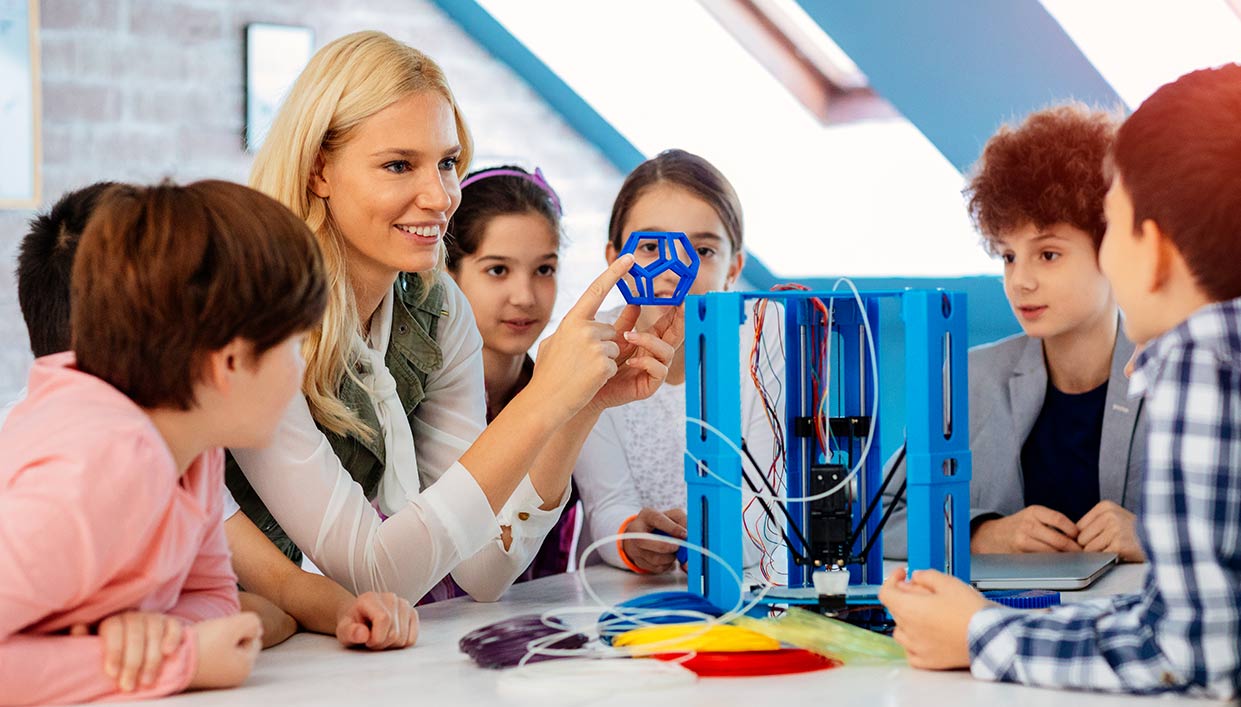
[189,613,263,689]
[879,568,992,670]
[72,611,185,691]
[239,590,297,648]
[1076,500,1145,562]
[971,505,1082,554]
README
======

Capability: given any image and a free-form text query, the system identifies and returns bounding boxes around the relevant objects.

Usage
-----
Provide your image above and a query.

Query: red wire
[747,299,779,582]
[650,649,841,677]
[771,283,832,457]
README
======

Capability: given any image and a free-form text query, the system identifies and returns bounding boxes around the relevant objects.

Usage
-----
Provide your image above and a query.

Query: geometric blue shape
[615,231,701,306]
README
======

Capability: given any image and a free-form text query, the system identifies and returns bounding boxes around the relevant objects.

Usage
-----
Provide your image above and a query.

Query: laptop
[970,552,1118,590]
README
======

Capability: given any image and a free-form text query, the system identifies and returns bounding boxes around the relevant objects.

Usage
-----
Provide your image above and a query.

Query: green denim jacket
[224,273,445,564]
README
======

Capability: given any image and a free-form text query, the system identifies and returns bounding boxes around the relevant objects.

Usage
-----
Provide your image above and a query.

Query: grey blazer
[882,329,1147,558]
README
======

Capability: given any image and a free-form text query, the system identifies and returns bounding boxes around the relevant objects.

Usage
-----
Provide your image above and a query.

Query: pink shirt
[0,353,239,705]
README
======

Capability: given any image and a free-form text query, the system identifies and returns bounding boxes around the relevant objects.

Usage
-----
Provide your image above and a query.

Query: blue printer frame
[684,289,972,610]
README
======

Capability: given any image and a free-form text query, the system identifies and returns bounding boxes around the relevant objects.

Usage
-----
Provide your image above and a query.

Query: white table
[101,564,1217,706]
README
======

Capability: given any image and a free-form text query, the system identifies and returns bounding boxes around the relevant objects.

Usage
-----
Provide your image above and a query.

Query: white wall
[0,0,625,399]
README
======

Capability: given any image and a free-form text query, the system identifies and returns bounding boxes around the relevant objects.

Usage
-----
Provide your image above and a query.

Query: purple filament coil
[459,614,590,669]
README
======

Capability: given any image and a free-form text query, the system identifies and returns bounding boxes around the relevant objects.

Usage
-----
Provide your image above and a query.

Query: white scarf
[356,289,421,517]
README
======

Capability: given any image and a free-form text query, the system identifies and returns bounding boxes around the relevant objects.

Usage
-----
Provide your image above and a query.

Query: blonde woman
[224,31,680,603]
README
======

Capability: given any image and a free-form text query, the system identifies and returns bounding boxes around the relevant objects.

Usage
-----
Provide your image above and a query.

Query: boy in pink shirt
[7,181,419,666]
[0,180,328,705]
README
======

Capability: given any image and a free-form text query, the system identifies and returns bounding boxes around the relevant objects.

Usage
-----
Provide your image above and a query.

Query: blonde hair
[251,30,474,438]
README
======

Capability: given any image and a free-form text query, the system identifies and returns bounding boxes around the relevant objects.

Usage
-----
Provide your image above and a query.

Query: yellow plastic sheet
[734,608,906,664]
[612,624,780,655]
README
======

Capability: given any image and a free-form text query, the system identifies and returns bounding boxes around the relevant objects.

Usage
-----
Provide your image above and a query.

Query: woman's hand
[335,592,418,650]
[527,255,636,420]
[586,304,684,412]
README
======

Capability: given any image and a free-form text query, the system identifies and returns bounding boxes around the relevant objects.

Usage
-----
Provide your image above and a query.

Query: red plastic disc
[650,649,841,677]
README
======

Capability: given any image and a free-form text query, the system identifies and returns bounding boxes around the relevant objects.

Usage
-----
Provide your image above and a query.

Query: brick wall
[0,0,625,399]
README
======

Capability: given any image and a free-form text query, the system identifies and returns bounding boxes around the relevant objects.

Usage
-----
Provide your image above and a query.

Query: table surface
[95,563,1220,707]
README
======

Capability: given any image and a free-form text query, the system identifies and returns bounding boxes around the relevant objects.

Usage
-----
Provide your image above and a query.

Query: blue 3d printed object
[615,231,701,306]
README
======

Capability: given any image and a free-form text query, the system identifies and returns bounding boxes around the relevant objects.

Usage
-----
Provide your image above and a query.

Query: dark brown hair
[445,165,562,270]
[17,182,118,357]
[966,104,1117,252]
[72,180,328,410]
[1109,63,1241,301]
[607,149,743,255]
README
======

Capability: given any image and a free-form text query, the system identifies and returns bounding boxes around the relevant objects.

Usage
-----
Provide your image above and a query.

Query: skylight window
[474,0,995,278]
[1040,0,1241,108]
[756,0,867,89]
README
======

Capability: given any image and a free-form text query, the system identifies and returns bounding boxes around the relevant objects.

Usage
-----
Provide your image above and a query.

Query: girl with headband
[445,165,577,584]
[575,149,781,576]
[224,31,682,603]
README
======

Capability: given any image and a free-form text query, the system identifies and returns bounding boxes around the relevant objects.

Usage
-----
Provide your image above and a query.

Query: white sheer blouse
[232,272,569,602]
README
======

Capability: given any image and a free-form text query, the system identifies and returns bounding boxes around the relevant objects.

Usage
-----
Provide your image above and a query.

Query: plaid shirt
[968,297,1241,698]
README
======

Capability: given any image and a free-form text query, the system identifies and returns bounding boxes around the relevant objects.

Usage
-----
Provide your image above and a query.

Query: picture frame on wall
[0,0,40,209]
[244,23,315,152]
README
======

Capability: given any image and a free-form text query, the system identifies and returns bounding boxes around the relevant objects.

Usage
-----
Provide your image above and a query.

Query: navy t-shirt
[1020,380,1108,523]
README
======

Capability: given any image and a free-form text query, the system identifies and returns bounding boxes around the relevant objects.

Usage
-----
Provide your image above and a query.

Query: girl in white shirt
[575,150,783,576]
[226,31,680,604]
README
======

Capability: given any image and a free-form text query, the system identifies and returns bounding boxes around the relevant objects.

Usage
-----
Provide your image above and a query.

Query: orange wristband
[616,514,650,574]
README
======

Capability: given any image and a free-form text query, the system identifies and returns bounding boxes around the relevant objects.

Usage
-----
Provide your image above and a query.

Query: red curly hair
[966,104,1118,253]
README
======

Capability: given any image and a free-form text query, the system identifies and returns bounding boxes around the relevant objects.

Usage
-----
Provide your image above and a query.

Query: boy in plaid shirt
[879,64,1241,698]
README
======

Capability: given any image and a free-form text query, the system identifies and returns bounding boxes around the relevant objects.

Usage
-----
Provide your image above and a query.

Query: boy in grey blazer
[883,105,1147,561]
